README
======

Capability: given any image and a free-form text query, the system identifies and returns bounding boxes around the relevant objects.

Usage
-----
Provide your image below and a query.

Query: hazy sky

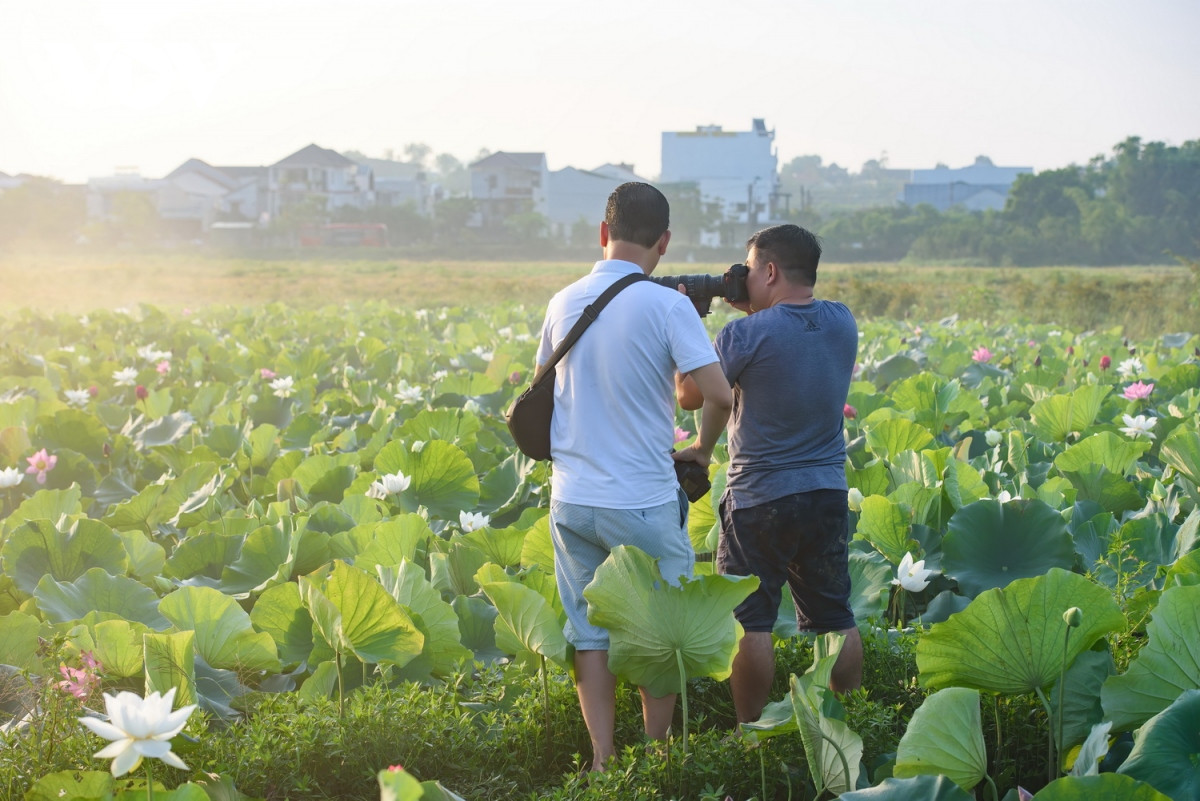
[3,0,1197,183]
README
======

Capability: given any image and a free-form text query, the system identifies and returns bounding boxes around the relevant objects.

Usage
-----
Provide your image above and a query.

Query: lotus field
[1,300,1199,801]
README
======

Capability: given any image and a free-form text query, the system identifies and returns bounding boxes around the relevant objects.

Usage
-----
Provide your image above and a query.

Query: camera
[651,263,750,316]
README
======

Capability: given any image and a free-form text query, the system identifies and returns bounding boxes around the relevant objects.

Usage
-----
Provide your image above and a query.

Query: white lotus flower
[270,376,295,398]
[431,370,448,382]
[892,552,934,593]
[65,389,91,408]
[78,687,196,777]
[394,382,422,404]
[367,471,412,499]
[459,511,490,532]
[1118,414,1157,440]
[1117,357,1143,379]
[463,399,483,414]
[997,490,1013,503]
[847,488,864,512]
[0,466,23,488]
[136,344,171,362]
[112,367,138,386]
[471,347,494,362]
[985,429,1002,447]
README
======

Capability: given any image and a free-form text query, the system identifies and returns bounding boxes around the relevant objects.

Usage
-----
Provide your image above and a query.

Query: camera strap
[530,272,647,386]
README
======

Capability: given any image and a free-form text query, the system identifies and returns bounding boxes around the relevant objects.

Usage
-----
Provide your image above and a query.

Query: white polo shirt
[536,259,718,508]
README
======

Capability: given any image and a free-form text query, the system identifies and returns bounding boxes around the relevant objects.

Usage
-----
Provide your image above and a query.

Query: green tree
[0,178,86,244]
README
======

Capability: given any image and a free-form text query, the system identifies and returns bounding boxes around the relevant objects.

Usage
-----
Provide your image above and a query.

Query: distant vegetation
[1,137,1196,267]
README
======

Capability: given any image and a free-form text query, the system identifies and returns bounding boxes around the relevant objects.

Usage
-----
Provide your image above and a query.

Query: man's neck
[604,241,658,274]
[767,287,814,307]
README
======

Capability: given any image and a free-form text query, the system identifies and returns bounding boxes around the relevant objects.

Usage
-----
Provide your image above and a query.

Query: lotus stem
[1057,608,1080,776]
[675,648,689,760]
[984,772,999,801]
[146,761,154,801]
[1034,686,1054,785]
[539,656,551,755]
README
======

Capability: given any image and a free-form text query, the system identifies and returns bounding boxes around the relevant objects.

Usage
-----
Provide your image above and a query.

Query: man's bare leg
[830,626,863,696]
[729,631,775,724]
[575,650,617,771]
[639,687,677,741]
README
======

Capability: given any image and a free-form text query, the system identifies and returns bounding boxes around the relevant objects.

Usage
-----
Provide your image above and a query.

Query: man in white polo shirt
[537,182,733,772]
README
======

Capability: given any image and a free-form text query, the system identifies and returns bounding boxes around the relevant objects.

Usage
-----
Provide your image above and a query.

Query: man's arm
[672,361,732,466]
[675,370,703,411]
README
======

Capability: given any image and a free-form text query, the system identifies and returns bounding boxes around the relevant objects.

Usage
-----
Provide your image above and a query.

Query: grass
[2,247,1195,338]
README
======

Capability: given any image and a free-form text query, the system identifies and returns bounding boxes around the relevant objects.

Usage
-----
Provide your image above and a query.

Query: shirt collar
[591,259,643,276]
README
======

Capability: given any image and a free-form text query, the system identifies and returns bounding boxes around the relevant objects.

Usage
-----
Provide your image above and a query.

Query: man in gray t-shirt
[677,223,860,724]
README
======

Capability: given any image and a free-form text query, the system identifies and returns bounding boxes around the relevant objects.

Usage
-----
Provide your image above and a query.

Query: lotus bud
[1066,346,1074,356]
[1063,607,1082,627]
[135,385,148,400]
[847,487,864,512]
[1099,355,1111,370]
[1034,355,1042,367]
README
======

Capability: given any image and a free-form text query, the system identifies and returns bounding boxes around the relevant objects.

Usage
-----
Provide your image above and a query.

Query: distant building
[85,171,163,223]
[267,144,374,221]
[546,163,649,243]
[468,152,549,228]
[345,152,439,215]
[0,171,25,192]
[903,156,1032,212]
[661,118,786,246]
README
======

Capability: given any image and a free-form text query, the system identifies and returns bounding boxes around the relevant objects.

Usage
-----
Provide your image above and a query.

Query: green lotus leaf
[1161,423,1200,487]
[299,561,423,667]
[866,418,934,461]
[942,499,1076,597]
[2,517,128,595]
[159,586,281,675]
[1030,384,1109,442]
[0,486,83,537]
[378,766,424,801]
[855,495,916,565]
[396,408,481,450]
[687,476,718,554]
[872,353,922,388]
[144,629,197,707]
[0,425,32,470]
[1055,431,1151,477]
[249,581,314,669]
[1116,689,1200,799]
[583,544,758,697]
[1033,773,1172,800]
[1050,649,1113,753]
[353,515,433,573]
[839,774,975,800]
[890,482,941,530]
[519,515,555,572]
[22,770,114,801]
[787,640,862,796]
[849,459,892,497]
[462,524,526,568]
[740,632,842,745]
[0,610,44,671]
[119,529,166,580]
[146,462,221,529]
[291,453,357,504]
[894,687,987,789]
[37,408,110,459]
[246,422,281,469]
[916,568,1125,694]
[429,543,488,599]
[452,594,505,664]
[164,531,243,583]
[941,459,991,511]
[65,618,148,679]
[849,550,893,624]
[377,560,471,678]
[297,660,339,703]
[374,439,480,518]
[1069,721,1113,777]
[479,576,571,673]
[34,568,168,629]
[129,410,196,450]
[1101,584,1200,731]
[100,482,167,532]
[1061,464,1146,516]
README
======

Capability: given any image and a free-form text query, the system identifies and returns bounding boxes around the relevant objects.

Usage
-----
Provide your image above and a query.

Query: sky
[2,0,1198,184]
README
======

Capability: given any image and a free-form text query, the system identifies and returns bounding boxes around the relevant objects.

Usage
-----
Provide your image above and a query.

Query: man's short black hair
[747,224,822,286]
[605,182,670,248]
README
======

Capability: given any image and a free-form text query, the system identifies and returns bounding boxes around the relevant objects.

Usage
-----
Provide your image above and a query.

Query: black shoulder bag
[505,272,646,460]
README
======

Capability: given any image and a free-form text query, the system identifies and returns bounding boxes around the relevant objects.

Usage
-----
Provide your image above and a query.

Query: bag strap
[531,272,647,385]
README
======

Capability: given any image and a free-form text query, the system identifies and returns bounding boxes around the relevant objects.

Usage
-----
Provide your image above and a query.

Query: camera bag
[505,272,646,460]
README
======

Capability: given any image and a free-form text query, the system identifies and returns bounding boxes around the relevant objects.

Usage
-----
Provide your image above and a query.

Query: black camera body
[651,263,750,316]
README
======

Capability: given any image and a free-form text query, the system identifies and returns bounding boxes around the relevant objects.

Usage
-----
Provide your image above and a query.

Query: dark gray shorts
[718,489,854,633]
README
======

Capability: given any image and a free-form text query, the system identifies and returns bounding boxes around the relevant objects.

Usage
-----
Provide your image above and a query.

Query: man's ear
[657,229,672,256]
[600,221,610,247]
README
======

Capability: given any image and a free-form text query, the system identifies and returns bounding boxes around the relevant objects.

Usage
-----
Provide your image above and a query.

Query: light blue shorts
[550,490,693,650]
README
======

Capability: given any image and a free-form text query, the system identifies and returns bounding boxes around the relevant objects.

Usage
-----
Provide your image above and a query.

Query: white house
[903,157,1032,212]
[546,163,648,243]
[267,144,374,221]
[660,119,784,245]
[468,152,549,228]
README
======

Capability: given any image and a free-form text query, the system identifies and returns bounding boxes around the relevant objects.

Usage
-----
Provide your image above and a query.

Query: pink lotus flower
[155,360,170,375]
[971,346,993,363]
[1099,355,1111,371]
[843,403,857,419]
[260,368,277,380]
[25,448,57,484]
[135,385,148,401]
[57,654,103,700]
[1123,381,1154,401]
[88,385,99,397]
[674,426,691,443]
[508,371,521,385]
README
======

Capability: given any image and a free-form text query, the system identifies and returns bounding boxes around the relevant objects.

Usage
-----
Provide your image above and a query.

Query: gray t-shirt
[715,299,857,510]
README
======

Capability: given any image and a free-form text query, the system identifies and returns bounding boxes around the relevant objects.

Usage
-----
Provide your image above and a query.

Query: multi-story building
[660,118,785,246]
[468,152,549,229]
[267,144,375,221]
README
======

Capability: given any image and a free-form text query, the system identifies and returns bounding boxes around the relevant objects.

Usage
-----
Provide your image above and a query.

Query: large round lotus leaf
[1116,689,1200,799]
[942,499,1076,597]
[374,439,480,519]
[584,545,758,697]
[865,418,934,461]
[894,687,986,789]
[916,568,1125,695]
[2,517,128,595]
[159,586,281,675]
[34,568,168,630]
[839,774,974,800]
[1160,424,1200,487]
[1032,773,1171,800]
[0,486,83,538]
[1102,584,1200,731]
